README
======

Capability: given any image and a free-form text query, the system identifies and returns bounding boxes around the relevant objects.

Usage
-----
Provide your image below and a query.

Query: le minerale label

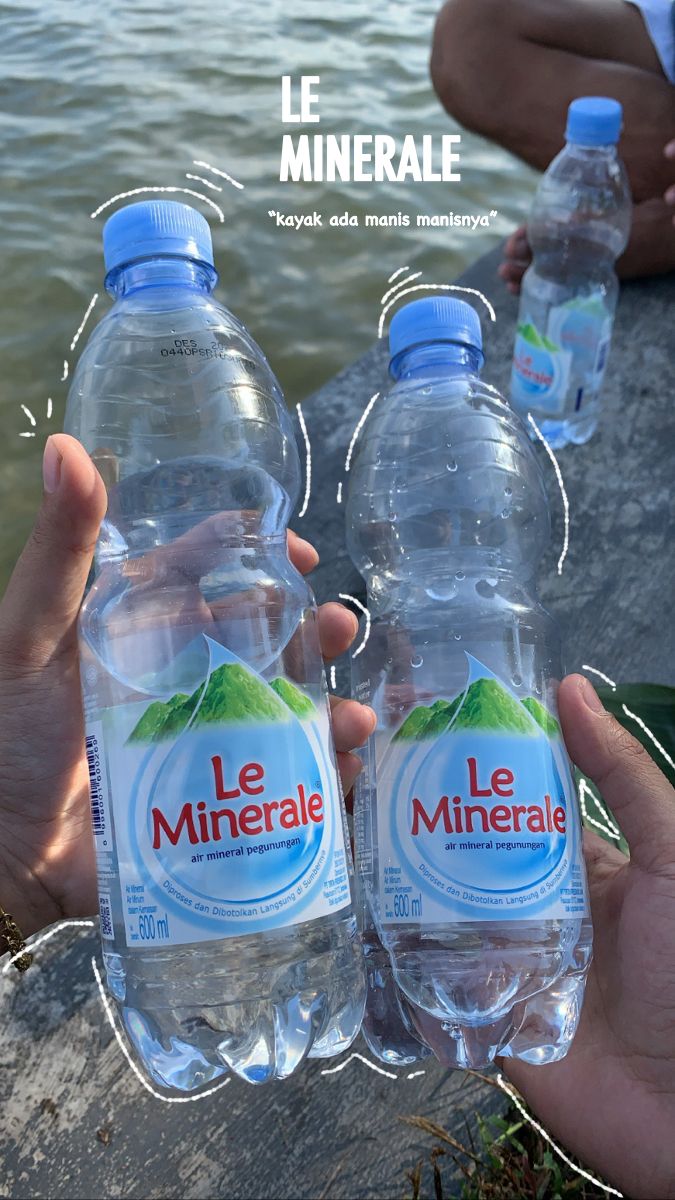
[278,75,461,183]
[376,660,589,924]
[93,637,349,948]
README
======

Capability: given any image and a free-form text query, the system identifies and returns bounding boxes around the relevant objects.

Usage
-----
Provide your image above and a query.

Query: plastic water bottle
[354,854,431,1065]
[64,200,365,1090]
[510,97,631,448]
[347,297,592,1069]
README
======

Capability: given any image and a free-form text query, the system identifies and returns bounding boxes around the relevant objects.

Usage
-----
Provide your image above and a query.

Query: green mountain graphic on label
[394,678,559,740]
[521,696,560,736]
[517,322,559,352]
[128,665,316,743]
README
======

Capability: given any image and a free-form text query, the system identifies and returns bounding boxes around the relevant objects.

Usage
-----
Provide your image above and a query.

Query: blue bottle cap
[565,97,623,146]
[389,297,483,366]
[102,200,214,274]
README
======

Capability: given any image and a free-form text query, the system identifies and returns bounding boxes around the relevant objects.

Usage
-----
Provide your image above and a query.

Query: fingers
[503,225,529,258]
[331,697,376,805]
[336,751,363,799]
[318,601,359,662]
[664,139,675,160]
[330,695,376,752]
[287,530,319,575]
[0,435,107,672]
[499,225,531,294]
[498,262,528,295]
[559,674,675,872]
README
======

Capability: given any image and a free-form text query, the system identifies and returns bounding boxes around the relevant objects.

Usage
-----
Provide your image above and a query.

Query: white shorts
[626,0,675,82]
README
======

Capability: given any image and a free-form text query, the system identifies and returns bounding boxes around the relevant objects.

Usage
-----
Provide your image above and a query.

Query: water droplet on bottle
[475,579,495,599]
[428,581,457,601]
[453,633,461,641]
[388,509,397,521]
[504,486,513,497]
[410,654,423,668]
[455,571,465,581]
[501,508,511,519]
[446,460,458,473]
[421,386,431,395]
[512,673,522,687]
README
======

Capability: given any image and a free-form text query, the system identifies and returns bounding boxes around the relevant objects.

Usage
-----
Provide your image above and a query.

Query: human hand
[0,434,374,945]
[505,673,675,1200]
[498,224,532,295]
[663,138,675,223]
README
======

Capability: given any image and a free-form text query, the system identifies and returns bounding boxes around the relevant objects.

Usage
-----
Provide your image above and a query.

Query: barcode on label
[99,893,114,941]
[85,722,111,845]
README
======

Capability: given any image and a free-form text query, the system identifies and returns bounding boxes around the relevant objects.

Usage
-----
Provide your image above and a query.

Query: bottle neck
[564,140,618,162]
[105,254,218,299]
[391,342,484,382]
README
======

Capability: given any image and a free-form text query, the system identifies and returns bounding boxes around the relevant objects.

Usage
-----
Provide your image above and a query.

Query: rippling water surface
[0,0,537,583]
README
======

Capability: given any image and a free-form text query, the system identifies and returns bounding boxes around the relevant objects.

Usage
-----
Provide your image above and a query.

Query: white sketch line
[192,159,244,190]
[320,1051,398,1080]
[2,919,96,974]
[19,431,36,438]
[330,665,337,690]
[578,778,621,841]
[388,265,411,283]
[336,481,343,505]
[380,271,423,309]
[338,593,371,659]
[91,957,231,1103]
[622,705,675,772]
[46,397,53,420]
[61,360,69,382]
[407,1070,427,1079]
[582,665,617,690]
[496,1074,623,1197]
[378,283,496,339]
[527,414,569,575]
[185,172,223,193]
[21,404,36,427]
[90,187,225,224]
[345,392,380,473]
[70,293,99,352]
[296,403,311,519]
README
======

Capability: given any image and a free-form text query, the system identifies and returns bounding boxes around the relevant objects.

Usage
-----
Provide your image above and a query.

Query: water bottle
[64,200,365,1090]
[347,297,592,1069]
[509,96,631,448]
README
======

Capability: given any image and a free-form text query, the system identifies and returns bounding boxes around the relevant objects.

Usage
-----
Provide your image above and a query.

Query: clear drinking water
[510,96,631,448]
[348,297,592,1069]
[65,200,364,1090]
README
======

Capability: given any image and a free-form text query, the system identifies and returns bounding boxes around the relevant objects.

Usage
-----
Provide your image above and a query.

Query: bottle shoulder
[530,146,632,254]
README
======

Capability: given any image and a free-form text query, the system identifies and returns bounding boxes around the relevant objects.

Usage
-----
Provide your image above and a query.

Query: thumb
[559,673,675,872]
[0,435,107,672]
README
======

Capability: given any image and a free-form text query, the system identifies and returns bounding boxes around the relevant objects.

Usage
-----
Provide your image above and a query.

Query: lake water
[0,0,537,585]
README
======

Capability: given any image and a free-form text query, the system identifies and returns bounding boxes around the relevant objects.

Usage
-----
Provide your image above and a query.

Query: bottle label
[91,636,351,948]
[375,656,589,924]
[511,297,612,417]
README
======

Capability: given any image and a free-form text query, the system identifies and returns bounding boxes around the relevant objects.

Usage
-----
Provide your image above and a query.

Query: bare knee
[430,0,517,136]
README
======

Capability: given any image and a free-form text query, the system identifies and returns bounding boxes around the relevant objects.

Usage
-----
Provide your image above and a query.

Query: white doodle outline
[90,186,225,224]
[296,402,312,519]
[527,413,570,575]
